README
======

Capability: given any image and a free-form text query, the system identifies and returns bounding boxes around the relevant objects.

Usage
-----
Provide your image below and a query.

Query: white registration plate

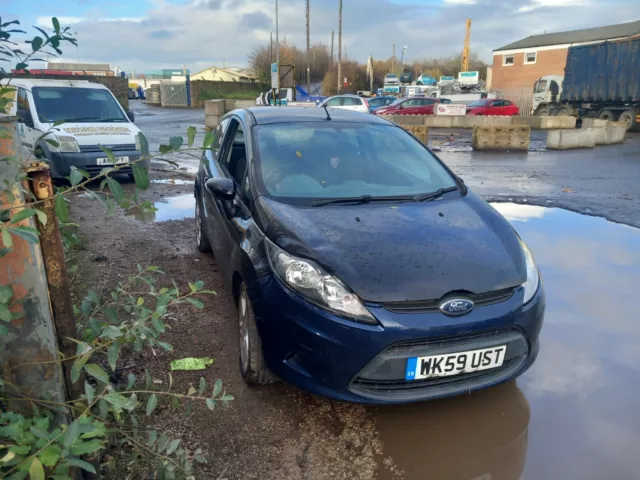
[405,345,507,380]
[96,156,129,165]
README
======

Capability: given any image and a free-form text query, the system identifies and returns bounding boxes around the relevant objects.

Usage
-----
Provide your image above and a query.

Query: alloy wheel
[239,291,250,373]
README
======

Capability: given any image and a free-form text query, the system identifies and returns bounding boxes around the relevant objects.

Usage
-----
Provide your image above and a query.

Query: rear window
[254,122,457,202]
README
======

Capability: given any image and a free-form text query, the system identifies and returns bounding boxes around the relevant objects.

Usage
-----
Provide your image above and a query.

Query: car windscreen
[468,99,489,107]
[31,87,128,123]
[254,122,458,201]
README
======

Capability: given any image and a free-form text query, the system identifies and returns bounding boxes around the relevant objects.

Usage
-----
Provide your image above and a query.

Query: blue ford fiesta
[194,107,545,404]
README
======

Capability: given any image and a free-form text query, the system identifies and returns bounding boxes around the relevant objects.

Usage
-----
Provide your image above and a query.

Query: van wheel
[618,110,635,130]
[555,106,572,117]
[238,284,277,385]
[598,109,615,121]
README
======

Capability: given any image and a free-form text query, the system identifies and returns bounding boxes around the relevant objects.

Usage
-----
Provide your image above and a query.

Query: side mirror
[126,110,135,122]
[16,109,33,128]
[205,177,235,200]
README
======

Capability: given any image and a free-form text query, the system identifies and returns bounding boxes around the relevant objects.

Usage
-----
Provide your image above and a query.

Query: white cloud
[518,0,590,12]
[24,0,637,74]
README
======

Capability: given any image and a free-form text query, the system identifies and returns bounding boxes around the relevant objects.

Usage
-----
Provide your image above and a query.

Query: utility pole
[270,31,273,63]
[306,0,311,95]
[330,30,335,69]
[274,0,279,104]
[461,18,472,72]
[337,0,342,93]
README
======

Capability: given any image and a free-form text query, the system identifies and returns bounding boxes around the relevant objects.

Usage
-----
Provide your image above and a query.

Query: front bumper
[251,275,545,405]
[47,149,147,178]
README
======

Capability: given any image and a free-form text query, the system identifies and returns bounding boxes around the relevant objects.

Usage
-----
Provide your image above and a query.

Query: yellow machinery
[461,19,471,72]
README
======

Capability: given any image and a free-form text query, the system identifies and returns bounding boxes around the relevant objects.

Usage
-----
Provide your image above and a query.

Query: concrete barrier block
[204,99,226,116]
[205,114,221,130]
[550,116,577,129]
[225,99,256,112]
[452,116,483,128]
[424,116,454,128]
[512,116,543,129]
[392,115,424,126]
[606,122,627,144]
[547,129,596,149]
[401,125,428,144]
[581,118,608,129]
[481,116,512,126]
[512,116,576,129]
[472,125,530,151]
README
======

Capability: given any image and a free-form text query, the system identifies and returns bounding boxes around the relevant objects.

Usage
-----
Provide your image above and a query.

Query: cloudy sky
[5,0,638,73]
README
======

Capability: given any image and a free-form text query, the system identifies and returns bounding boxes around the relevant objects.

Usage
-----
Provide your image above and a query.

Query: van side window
[17,88,31,114]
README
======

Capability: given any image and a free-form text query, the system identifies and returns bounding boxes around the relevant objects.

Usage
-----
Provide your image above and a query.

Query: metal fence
[491,87,535,116]
[160,80,188,107]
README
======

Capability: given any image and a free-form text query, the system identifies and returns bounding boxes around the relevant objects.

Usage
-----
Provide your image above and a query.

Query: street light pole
[306,0,310,95]
[337,0,342,94]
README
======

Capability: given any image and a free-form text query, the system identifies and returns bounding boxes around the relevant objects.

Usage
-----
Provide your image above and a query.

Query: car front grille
[348,328,529,402]
[79,144,136,153]
[381,287,516,313]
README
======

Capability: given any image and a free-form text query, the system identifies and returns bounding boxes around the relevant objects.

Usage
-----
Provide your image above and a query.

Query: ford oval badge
[440,298,474,317]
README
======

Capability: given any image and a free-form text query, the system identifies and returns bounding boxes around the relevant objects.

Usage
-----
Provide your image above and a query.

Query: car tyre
[238,283,277,385]
[195,195,212,253]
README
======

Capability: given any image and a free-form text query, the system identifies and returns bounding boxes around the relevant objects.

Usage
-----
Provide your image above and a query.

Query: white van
[2,78,149,178]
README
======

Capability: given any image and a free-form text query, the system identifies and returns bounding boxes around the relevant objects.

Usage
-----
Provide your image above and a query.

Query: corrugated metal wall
[562,37,640,103]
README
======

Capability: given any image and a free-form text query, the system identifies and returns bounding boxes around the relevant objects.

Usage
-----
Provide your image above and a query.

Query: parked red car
[466,99,519,116]
[373,97,451,116]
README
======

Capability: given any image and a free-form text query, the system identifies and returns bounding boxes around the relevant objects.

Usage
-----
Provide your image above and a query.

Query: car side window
[491,100,503,107]
[342,97,360,106]
[325,98,342,107]
[221,119,248,192]
[211,118,230,159]
[503,100,511,106]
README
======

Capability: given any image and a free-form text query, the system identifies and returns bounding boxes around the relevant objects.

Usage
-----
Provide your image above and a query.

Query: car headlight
[57,136,80,153]
[265,238,376,324]
[521,240,540,304]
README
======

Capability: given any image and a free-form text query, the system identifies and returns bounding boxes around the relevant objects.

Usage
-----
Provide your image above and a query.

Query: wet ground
[89,103,640,478]
[131,101,640,228]
[70,169,640,479]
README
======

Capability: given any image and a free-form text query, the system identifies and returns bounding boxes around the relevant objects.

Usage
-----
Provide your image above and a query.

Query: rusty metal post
[0,116,68,413]
[30,165,83,401]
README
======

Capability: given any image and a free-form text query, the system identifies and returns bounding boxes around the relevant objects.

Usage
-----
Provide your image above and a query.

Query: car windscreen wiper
[311,194,415,207]
[413,186,459,202]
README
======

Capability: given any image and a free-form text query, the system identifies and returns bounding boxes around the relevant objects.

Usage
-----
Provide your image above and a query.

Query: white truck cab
[531,75,563,115]
[2,78,149,178]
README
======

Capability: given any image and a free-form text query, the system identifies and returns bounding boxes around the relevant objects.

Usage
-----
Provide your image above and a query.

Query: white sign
[271,63,279,89]
[434,103,467,116]
[286,101,315,107]
[458,71,479,85]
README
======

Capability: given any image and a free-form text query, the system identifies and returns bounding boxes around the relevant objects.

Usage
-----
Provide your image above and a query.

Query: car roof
[0,78,106,89]
[245,107,392,125]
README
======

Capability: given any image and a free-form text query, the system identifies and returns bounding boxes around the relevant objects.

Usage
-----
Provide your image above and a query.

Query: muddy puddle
[127,194,194,222]
[151,178,194,186]
[374,203,640,480]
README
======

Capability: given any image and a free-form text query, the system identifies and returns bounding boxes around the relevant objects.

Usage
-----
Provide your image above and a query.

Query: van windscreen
[31,87,128,123]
